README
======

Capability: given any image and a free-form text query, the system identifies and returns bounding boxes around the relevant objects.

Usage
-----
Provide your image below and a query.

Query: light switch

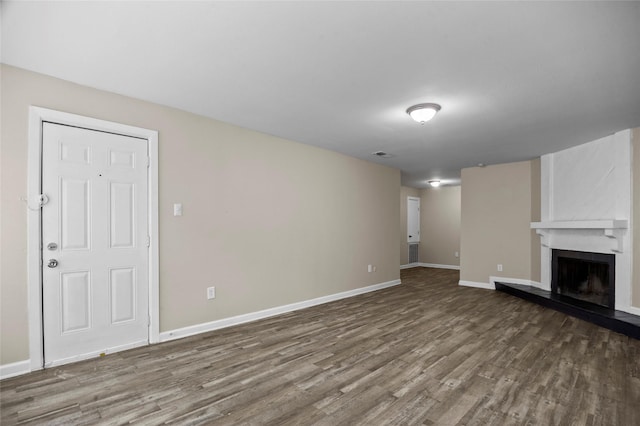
[173,203,183,216]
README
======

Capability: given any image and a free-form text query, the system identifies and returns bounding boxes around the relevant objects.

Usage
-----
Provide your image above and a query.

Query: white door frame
[27,106,160,371]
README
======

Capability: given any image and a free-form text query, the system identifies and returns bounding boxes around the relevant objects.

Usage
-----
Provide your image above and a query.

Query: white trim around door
[27,107,159,371]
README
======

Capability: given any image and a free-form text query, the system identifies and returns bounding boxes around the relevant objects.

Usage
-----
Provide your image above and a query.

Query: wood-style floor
[2,268,639,425]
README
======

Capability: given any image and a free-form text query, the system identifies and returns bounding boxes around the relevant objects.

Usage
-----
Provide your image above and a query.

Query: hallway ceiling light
[429,180,441,187]
[407,103,441,124]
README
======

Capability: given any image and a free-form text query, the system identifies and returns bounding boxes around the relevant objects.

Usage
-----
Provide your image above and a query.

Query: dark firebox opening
[552,250,615,309]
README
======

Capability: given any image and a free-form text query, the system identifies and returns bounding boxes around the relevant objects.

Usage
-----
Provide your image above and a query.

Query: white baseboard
[459,280,495,290]
[420,263,460,270]
[400,263,420,270]
[618,305,640,316]
[460,276,541,291]
[160,279,402,343]
[490,276,541,288]
[401,263,460,270]
[0,360,31,380]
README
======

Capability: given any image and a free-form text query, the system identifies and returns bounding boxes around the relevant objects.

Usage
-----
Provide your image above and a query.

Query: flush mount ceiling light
[372,151,394,158]
[428,180,441,187]
[407,103,441,124]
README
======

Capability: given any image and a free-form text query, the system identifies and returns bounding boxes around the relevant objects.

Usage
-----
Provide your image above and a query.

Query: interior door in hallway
[42,122,149,366]
[407,196,420,243]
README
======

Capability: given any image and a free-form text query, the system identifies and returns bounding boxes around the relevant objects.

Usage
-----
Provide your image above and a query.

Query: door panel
[61,178,90,250]
[42,122,149,366]
[60,271,91,333]
[110,182,135,248]
[110,267,136,324]
[109,150,136,168]
[60,141,91,164]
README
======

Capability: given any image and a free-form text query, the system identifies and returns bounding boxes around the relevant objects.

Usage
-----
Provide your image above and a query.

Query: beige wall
[460,160,540,284]
[420,186,461,266]
[529,158,541,282]
[0,65,400,365]
[399,186,421,265]
[634,128,640,307]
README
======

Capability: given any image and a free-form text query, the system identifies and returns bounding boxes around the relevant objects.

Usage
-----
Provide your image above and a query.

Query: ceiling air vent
[372,151,394,159]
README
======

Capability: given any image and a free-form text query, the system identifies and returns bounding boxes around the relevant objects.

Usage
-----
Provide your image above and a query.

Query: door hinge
[146,157,151,168]
[146,236,151,247]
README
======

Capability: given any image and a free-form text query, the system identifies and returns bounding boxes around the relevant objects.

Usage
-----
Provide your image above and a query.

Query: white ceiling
[2,1,640,187]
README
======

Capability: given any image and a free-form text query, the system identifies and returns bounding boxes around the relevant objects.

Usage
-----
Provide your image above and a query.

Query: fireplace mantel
[531,219,628,253]
[531,219,628,230]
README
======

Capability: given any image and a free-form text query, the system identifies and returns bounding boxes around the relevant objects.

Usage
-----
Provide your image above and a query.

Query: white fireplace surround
[531,129,637,315]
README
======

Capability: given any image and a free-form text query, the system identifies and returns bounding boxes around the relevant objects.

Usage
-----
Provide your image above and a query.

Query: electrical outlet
[455,251,459,258]
[497,264,503,272]
[207,286,215,300]
[368,264,373,273]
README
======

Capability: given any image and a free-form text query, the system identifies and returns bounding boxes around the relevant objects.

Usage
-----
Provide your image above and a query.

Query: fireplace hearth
[552,249,615,309]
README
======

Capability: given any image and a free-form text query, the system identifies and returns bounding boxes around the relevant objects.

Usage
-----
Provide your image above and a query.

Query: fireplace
[552,249,615,309]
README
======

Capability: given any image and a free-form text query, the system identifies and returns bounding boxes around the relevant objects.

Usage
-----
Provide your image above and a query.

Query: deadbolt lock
[47,242,58,251]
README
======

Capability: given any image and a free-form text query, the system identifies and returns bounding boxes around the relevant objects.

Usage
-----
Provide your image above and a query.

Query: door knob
[47,259,58,268]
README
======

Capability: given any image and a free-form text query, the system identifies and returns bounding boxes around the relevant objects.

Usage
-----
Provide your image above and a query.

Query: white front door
[42,122,149,366]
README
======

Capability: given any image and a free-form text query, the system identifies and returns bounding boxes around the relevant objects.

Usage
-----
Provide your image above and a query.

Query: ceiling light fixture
[407,103,441,124]
[372,151,393,158]
[428,180,441,187]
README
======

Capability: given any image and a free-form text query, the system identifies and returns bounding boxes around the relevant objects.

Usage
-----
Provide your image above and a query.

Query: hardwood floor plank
[2,267,639,425]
